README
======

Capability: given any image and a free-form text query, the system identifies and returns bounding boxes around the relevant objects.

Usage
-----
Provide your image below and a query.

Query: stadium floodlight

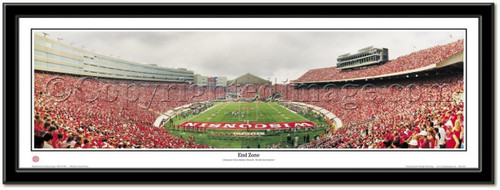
[56,37,63,42]
[42,32,49,37]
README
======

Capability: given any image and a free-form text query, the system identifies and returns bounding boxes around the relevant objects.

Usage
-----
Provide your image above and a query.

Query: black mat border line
[29,28,468,153]
[3,3,494,184]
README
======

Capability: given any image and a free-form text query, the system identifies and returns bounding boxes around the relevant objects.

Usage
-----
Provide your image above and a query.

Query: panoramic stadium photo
[33,31,465,149]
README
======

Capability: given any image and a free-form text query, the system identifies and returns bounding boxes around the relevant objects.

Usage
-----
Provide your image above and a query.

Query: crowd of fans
[294,39,464,83]
[34,72,213,149]
[288,73,464,149]
[34,39,465,149]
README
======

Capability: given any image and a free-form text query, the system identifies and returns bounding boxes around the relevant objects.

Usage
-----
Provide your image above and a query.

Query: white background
[1,0,498,189]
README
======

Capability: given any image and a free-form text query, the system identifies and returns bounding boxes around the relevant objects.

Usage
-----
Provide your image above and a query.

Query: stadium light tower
[42,32,49,37]
[56,37,63,42]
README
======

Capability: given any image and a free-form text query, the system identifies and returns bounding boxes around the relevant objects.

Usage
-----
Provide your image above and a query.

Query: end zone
[179,121,317,130]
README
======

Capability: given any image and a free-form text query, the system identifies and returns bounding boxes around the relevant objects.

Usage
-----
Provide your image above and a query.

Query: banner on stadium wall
[179,121,316,130]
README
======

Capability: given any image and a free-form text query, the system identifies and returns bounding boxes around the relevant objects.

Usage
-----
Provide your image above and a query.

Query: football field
[166,102,329,148]
[188,102,308,123]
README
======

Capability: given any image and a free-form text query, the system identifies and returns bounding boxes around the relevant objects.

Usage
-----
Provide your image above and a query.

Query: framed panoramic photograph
[3,3,494,184]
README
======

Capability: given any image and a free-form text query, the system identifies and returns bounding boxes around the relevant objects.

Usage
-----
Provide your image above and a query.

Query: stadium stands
[287,39,465,149]
[287,71,464,149]
[34,72,213,149]
[293,39,464,83]
[34,39,465,149]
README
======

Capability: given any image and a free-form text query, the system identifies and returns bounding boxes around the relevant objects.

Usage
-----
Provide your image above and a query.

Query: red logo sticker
[32,155,39,163]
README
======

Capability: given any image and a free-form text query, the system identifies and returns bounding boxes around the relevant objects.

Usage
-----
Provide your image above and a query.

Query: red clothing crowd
[33,39,465,149]
[289,73,464,149]
[34,73,213,149]
[293,39,464,83]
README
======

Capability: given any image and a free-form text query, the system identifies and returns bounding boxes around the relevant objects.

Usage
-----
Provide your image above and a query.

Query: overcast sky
[38,30,464,83]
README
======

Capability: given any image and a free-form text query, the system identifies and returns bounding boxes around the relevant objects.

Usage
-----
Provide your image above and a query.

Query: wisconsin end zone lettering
[179,121,317,130]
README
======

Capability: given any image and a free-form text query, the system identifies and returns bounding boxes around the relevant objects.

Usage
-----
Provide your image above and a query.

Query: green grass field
[165,102,330,148]
[188,102,308,123]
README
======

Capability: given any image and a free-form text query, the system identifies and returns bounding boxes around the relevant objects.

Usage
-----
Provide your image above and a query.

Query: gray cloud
[40,30,464,82]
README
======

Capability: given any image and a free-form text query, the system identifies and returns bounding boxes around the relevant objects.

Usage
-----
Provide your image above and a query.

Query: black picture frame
[3,3,494,184]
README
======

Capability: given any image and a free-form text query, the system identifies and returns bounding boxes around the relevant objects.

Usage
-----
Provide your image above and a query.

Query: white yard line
[265,102,287,121]
[188,102,224,121]
[272,102,310,121]
[237,102,259,122]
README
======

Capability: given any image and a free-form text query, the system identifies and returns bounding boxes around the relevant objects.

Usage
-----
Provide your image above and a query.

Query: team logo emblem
[32,155,39,163]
